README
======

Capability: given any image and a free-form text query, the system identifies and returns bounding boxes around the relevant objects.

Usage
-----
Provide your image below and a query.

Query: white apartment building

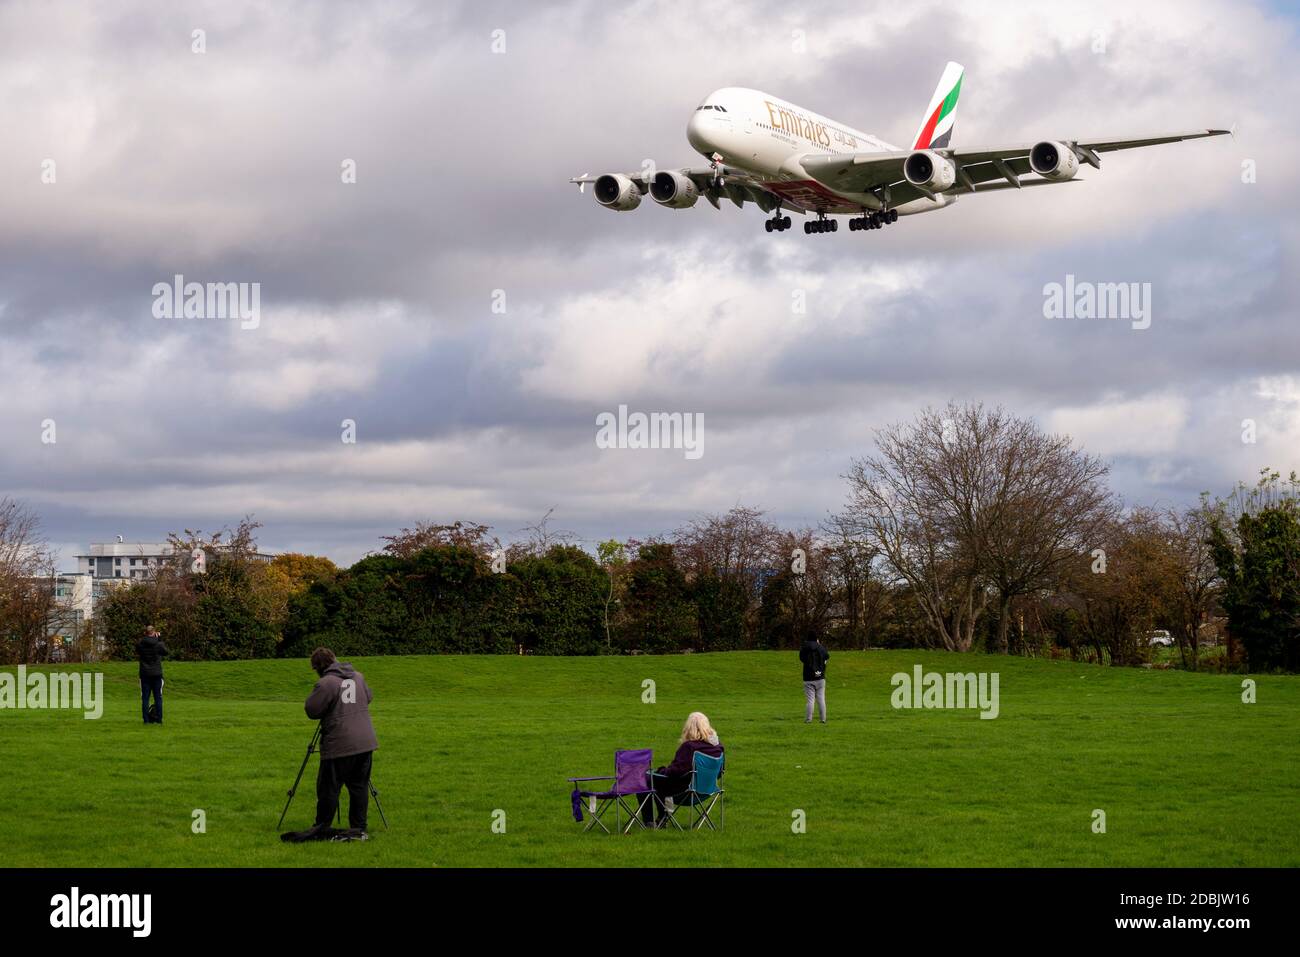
[75,541,175,581]
[50,540,274,643]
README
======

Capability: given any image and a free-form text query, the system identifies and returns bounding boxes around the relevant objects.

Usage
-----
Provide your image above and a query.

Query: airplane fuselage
[685,87,954,216]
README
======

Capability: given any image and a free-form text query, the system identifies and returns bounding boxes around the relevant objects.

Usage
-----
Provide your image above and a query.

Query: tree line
[3,403,1297,671]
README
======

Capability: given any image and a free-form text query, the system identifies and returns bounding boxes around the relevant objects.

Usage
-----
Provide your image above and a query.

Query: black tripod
[278,723,389,830]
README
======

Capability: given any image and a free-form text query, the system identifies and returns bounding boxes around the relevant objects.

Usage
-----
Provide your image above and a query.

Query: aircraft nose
[687,110,708,152]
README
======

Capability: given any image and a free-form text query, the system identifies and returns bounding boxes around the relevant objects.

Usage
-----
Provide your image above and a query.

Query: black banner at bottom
[0,867,1290,941]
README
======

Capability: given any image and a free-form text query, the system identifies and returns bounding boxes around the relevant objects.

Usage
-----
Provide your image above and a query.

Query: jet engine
[593,173,642,210]
[1029,141,1079,181]
[903,150,957,192]
[649,170,700,208]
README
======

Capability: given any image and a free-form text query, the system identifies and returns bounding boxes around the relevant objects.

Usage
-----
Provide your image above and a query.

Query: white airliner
[571,62,1227,234]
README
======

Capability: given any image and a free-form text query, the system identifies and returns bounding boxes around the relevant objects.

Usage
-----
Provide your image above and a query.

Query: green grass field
[3,651,1297,867]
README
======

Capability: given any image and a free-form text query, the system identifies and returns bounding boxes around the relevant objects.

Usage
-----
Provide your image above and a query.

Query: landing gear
[849,208,899,231]
[765,200,792,233]
[804,214,836,234]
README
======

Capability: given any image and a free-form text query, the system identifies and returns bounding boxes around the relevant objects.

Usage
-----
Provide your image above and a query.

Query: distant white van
[1146,629,1174,647]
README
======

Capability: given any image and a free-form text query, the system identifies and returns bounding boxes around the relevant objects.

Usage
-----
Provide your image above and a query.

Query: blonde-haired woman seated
[642,711,724,827]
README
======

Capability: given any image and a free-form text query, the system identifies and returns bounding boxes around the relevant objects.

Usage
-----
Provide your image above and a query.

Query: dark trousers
[140,675,163,723]
[315,751,373,829]
[642,772,690,824]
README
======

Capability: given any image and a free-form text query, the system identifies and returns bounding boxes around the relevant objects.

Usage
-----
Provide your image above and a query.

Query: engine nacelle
[649,170,700,209]
[903,150,957,192]
[593,173,642,210]
[1029,141,1079,181]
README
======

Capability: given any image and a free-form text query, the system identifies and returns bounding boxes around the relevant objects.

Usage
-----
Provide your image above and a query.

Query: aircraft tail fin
[911,61,963,150]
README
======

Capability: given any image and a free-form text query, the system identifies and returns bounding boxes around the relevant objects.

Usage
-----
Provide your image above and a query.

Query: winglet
[912,61,964,150]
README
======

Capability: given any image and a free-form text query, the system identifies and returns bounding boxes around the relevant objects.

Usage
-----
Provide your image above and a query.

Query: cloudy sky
[1,0,1296,569]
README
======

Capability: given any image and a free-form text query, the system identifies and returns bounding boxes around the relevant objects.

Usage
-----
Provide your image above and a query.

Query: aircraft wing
[802,129,1229,202]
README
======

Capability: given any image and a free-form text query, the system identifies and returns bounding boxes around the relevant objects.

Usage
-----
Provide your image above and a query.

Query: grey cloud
[1,0,1296,568]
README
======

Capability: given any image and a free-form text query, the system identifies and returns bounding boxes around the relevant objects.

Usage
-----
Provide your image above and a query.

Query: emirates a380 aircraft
[570,62,1227,235]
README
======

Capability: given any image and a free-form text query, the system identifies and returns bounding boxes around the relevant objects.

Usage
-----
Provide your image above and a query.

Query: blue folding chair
[652,751,725,831]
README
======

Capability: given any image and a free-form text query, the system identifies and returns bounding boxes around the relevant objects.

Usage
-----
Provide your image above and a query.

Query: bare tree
[821,513,881,647]
[845,403,1115,653]
[844,405,990,651]
[673,506,781,587]
[769,526,837,643]
[977,415,1115,653]
[0,498,58,663]
[1163,498,1222,670]
[380,520,499,560]
[506,507,577,561]
[168,515,264,566]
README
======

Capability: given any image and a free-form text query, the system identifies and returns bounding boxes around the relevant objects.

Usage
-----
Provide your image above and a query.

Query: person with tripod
[303,647,379,839]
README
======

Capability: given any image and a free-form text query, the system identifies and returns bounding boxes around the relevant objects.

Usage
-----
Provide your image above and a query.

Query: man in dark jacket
[799,631,830,724]
[137,626,168,724]
[305,647,379,834]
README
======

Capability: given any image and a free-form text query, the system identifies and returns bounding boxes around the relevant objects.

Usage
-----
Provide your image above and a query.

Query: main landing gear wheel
[850,209,899,231]
[766,214,793,233]
[805,215,836,234]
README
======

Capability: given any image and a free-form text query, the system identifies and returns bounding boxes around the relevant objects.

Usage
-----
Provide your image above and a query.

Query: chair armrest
[566,775,614,783]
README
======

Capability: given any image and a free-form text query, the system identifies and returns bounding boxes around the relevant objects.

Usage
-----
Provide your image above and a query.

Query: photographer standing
[305,647,379,837]
[799,630,829,724]
[137,625,168,725]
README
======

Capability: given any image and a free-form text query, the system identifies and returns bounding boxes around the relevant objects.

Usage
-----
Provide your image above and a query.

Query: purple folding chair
[567,748,654,834]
